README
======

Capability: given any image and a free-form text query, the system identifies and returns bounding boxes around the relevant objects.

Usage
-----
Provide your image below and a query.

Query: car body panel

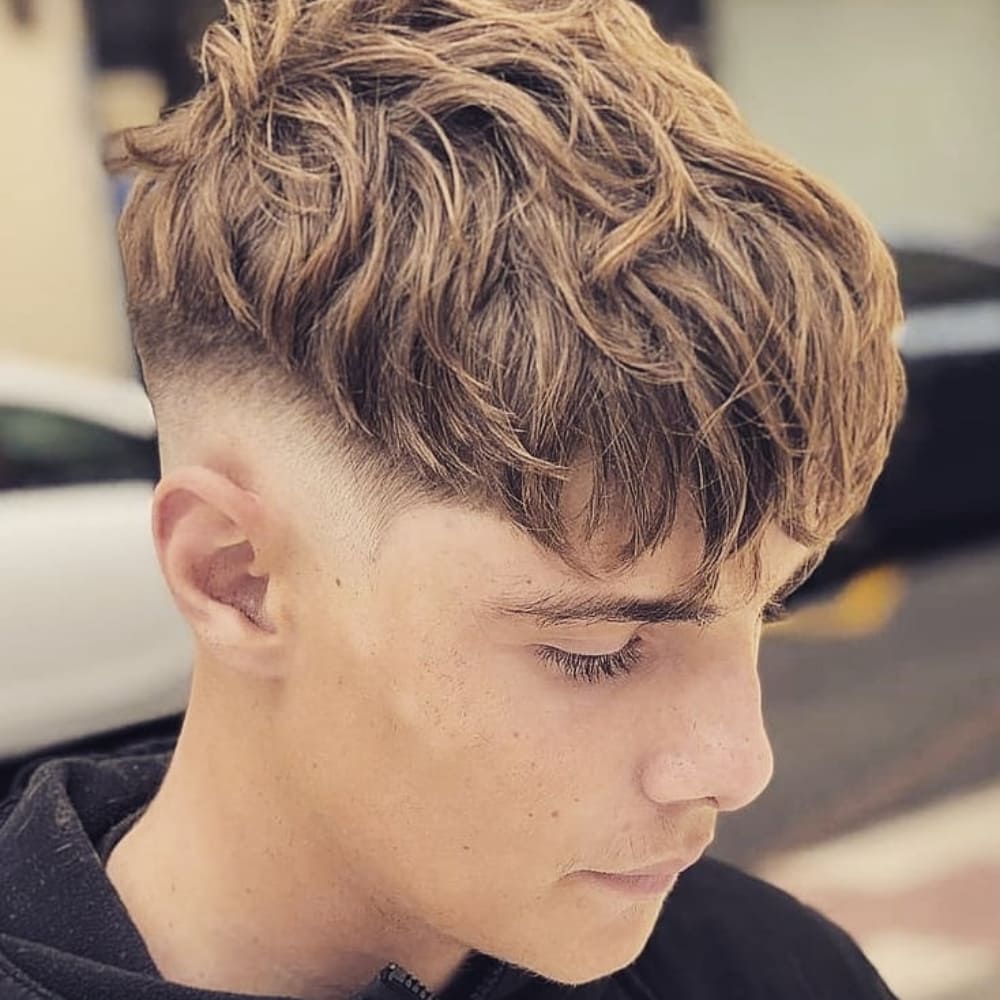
[0,359,190,760]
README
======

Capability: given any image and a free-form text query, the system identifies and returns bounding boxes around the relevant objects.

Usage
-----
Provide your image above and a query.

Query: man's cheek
[379,670,486,765]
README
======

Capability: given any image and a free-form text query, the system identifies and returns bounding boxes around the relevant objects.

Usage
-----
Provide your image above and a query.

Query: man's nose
[638,657,775,814]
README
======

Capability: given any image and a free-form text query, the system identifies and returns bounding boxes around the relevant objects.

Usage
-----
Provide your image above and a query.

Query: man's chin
[521,944,651,988]
[502,899,666,986]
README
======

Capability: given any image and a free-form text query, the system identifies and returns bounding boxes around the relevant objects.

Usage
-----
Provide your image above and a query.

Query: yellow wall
[0,0,132,377]
[709,0,1000,241]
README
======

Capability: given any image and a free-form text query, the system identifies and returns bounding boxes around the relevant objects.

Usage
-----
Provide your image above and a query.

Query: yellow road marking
[766,564,907,640]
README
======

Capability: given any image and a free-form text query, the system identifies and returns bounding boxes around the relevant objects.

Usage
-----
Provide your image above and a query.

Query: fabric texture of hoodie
[0,742,898,1000]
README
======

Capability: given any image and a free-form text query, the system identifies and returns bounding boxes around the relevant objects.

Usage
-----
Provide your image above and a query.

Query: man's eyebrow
[490,589,723,627]
[490,552,823,628]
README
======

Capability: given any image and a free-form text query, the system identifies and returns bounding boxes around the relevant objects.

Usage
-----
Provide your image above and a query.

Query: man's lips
[587,837,714,878]
[569,845,709,897]
[592,854,702,878]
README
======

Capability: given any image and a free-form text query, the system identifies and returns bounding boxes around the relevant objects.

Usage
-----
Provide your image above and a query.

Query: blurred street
[715,541,1000,1000]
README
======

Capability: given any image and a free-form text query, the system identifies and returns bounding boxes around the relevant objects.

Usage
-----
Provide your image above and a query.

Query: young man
[0,1,906,998]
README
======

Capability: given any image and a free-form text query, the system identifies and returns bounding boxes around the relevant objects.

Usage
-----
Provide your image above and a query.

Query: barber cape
[0,745,897,1000]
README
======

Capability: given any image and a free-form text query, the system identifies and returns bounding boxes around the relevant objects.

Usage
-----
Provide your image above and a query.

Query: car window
[0,405,158,490]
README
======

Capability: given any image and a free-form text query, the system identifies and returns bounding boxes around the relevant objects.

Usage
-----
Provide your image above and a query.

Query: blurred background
[1,2,997,998]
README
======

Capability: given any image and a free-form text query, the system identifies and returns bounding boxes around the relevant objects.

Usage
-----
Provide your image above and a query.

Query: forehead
[372,497,814,620]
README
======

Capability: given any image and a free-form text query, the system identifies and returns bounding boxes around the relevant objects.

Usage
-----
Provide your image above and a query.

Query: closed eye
[539,596,794,684]
[536,635,644,684]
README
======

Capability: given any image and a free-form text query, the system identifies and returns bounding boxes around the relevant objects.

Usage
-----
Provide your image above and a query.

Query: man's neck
[104,736,470,998]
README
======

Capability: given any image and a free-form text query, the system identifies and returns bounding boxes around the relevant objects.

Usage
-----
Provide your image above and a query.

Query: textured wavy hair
[114,0,905,590]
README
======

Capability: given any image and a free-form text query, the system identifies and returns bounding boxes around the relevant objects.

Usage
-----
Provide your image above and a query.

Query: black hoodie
[0,744,897,1000]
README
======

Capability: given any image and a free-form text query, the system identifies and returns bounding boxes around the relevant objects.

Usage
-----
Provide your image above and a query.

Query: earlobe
[152,467,284,671]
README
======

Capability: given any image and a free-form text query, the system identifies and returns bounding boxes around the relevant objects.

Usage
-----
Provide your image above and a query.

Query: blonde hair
[114,0,905,589]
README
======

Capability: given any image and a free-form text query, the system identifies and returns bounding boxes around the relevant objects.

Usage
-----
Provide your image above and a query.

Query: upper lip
[595,846,711,878]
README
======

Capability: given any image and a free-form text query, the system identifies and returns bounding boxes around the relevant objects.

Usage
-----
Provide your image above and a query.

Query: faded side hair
[113,0,905,590]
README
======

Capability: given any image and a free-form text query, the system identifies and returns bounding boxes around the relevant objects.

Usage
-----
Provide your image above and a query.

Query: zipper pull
[380,962,438,1000]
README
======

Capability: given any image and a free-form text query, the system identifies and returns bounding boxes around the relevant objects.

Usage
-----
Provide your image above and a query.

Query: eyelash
[761,599,790,625]
[536,636,645,684]
[537,600,791,685]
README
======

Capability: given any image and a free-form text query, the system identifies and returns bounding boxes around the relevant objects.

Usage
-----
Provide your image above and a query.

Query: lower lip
[579,870,680,896]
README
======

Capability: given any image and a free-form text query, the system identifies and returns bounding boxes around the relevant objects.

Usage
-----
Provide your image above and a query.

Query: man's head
[113,0,904,988]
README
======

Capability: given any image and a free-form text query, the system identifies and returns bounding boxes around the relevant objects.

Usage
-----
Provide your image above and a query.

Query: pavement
[758,782,1000,1000]
[712,540,1000,1000]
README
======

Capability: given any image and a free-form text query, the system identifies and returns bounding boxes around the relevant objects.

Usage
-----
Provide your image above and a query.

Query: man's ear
[152,466,287,677]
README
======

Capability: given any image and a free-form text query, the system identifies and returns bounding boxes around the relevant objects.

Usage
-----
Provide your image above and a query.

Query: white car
[0,357,191,760]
